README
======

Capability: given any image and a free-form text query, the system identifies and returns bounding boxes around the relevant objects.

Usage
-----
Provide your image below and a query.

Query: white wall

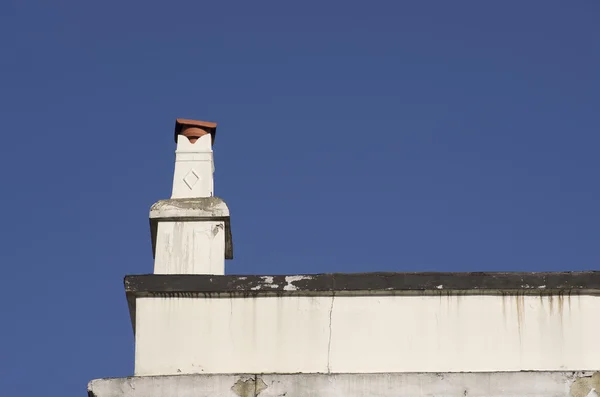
[134,292,600,376]
[153,220,225,274]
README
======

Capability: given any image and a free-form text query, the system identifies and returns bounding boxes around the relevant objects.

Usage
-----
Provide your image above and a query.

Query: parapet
[125,271,600,376]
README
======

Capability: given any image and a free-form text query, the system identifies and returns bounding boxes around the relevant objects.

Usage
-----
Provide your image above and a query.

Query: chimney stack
[149,118,232,275]
[171,118,217,198]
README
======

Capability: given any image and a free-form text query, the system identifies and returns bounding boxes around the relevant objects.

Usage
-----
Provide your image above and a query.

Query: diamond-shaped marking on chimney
[183,169,200,190]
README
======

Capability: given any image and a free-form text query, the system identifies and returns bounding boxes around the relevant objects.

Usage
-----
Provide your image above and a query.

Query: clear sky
[1,0,599,395]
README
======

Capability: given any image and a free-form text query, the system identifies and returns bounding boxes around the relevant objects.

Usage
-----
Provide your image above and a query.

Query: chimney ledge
[149,197,233,260]
[150,197,230,219]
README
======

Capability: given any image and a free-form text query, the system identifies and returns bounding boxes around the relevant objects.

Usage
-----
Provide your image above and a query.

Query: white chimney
[171,119,216,198]
[149,118,232,275]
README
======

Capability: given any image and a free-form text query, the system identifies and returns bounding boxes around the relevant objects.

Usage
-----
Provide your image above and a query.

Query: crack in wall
[327,293,335,373]
[254,375,268,396]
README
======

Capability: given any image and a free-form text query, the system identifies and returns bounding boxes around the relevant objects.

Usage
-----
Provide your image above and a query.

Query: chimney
[171,118,217,198]
[149,118,232,275]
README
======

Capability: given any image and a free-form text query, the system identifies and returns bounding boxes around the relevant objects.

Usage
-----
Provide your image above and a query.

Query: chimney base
[150,197,233,275]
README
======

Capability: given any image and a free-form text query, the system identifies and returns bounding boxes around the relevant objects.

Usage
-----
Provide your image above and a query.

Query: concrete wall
[134,292,600,376]
[89,372,600,397]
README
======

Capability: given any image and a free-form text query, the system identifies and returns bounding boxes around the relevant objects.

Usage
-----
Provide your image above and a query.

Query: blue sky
[0,0,599,395]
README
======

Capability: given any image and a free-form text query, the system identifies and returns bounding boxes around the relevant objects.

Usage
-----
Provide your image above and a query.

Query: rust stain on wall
[557,291,565,318]
[515,293,525,340]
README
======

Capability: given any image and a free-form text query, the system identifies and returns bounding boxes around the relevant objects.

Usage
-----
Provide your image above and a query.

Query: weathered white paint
[134,293,600,376]
[135,295,331,375]
[153,221,225,274]
[150,198,230,219]
[283,276,311,291]
[89,371,600,397]
[172,134,214,198]
[149,197,233,267]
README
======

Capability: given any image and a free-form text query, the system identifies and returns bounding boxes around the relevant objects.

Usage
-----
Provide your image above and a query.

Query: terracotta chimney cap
[174,118,217,145]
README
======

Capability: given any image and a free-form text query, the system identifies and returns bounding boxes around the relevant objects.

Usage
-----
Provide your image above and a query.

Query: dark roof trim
[124,271,600,333]
[125,271,600,295]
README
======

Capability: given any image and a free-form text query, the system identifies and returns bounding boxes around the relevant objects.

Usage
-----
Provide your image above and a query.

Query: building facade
[88,118,600,397]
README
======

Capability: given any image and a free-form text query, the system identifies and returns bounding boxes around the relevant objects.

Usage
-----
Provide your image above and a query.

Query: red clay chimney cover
[174,118,217,145]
